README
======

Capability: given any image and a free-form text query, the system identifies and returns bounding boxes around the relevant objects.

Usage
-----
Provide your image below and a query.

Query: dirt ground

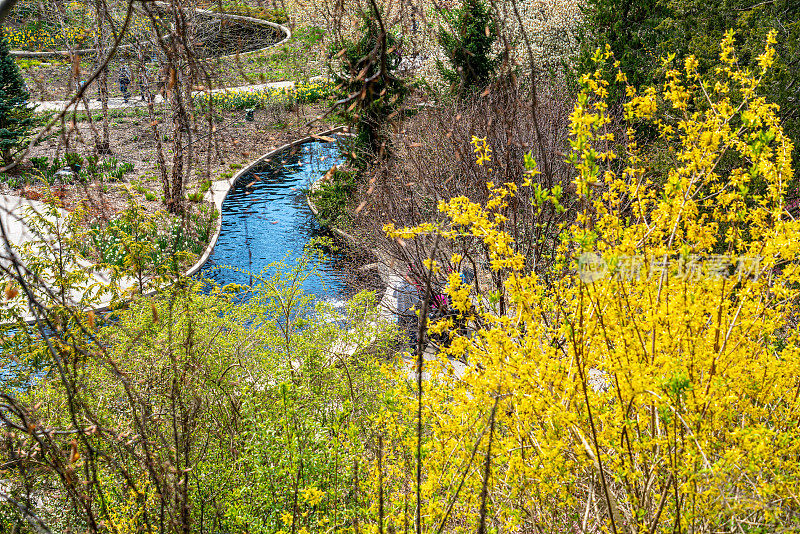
[2,103,340,226]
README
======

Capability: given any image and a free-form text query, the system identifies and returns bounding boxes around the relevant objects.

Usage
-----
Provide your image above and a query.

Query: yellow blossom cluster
[196,81,336,111]
[377,31,800,532]
[4,26,93,52]
[4,14,151,52]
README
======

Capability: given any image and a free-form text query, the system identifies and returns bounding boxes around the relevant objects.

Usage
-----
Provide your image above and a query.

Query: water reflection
[1,142,367,387]
[198,140,364,307]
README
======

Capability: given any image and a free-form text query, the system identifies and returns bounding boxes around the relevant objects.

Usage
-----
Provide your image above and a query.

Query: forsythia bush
[380,32,800,532]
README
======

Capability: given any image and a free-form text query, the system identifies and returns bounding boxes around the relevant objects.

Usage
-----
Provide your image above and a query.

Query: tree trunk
[170,121,185,213]
[94,0,111,154]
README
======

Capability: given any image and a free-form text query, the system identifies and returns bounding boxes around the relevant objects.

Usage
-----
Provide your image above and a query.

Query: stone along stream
[199,140,371,309]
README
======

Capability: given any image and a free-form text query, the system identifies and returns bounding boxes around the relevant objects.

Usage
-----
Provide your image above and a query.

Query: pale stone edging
[187,5,291,59]
[9,6,290,59]
[11,126,344,325]
[186,125,349,278]
[306,168,404,325]
[198,126,399,361]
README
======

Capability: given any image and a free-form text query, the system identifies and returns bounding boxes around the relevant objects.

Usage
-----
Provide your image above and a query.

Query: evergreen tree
[436,0,498,94]
[575,0,665,94]
[331,14,406,165]
[0,29,35,166]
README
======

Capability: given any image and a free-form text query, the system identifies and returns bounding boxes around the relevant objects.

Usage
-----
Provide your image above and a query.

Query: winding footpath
[0,195,124,323]
[30,80,299,113]
[16,4,294,113]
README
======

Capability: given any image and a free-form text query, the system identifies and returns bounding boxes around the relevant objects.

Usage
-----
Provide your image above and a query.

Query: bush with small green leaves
[309,168,356,228]
[30,156,48,170]
[64,152,83,172]
[85,155,98,175]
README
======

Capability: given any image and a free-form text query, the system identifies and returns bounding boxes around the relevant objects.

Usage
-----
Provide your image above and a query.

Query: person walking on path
[137,66,151,102]
[118,65,131,103]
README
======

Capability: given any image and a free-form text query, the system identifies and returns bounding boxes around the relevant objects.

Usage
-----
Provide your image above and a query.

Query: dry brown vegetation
[348,76,578,292]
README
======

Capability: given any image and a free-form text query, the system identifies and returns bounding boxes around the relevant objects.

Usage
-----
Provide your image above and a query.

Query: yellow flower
[374,32,800,534]
[470,136,492,165]
[300,486,325,506]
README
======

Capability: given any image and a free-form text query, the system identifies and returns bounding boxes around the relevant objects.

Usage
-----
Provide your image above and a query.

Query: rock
[55,167,76,181]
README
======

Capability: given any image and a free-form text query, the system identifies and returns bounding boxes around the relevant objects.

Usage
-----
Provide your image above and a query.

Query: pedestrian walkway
[31,80,299,113]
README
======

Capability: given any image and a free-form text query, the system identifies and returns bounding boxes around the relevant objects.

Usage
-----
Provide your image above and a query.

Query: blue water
[1,141,367,387]
[198,140,360,307]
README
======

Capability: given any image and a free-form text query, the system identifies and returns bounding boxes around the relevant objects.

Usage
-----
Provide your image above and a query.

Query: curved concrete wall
[9,5,290,59]
[185,125,347,278]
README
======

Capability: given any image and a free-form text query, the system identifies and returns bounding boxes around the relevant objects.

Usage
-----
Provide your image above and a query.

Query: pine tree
[436,0,498,94]
[331,14,406,165]
[0,30,35,166]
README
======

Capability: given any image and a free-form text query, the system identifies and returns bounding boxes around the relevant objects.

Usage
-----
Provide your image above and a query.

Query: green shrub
[85,201,211,274]
[575,0,799,172]
[309,168,356,228]
[296,25,324,46]
[64,152,83,172]
[0,31,37,165]
[14,58,42,69]
[85,155,98,175]
[436,0,499,94]
[30,156,48,170]
[0,257,393,534]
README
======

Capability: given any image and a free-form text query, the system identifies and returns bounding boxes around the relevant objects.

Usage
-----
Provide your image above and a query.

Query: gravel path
[0,194,127,323]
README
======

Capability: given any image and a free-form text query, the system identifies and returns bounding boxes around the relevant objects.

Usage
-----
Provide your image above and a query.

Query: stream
[198,139,375,310]
[0,140,371,387]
